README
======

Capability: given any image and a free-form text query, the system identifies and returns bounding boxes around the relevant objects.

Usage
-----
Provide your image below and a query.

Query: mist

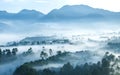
[0,17,120,75]
[0,20,120,44]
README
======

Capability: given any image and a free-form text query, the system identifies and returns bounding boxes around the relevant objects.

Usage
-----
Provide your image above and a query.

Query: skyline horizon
[1,4,120,14]
[1,0,120,14]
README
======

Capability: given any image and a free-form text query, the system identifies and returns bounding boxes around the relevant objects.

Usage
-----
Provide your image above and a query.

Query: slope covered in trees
[13,51,120,75]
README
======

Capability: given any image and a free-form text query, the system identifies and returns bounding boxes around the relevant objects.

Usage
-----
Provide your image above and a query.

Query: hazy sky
[0,0,120,14]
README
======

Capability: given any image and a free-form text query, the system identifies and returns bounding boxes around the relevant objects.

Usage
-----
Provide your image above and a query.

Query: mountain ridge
[0,5,120,21]
[0,9,44,20]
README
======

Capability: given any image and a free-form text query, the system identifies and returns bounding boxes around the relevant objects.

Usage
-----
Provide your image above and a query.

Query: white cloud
[35,0,48,3]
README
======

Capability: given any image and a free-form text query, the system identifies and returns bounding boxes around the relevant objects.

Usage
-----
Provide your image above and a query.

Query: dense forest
[13,51,120,75]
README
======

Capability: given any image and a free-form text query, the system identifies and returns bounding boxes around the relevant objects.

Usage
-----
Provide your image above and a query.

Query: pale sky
[0,0,120,14]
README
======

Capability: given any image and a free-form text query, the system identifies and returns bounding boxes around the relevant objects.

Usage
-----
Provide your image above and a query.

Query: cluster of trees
[39,46,65,60]
[24,50,67,67]
[7,39,70,47]
[107,42,120,52]
[22,46,53,59]
[0,47,34,63]
[13,52,120,75]
[0,48,18,63]
[40,47,53,59]
[0,46,55,64]
[13,64,38,75]
[0,48,18,58]
[13,51,68,75]
[22,47,34,56]
[107,42,120,49]
[37,52,117,75]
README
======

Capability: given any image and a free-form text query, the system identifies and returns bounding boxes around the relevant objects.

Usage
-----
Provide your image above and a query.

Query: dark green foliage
[13,52,118,75]
[40,51,48,60]
[0,48,2,57]
[41,52,117,75]
[57,51,62,55]
[6,49,12,56]
[0,48,18,57]
[28,51,69,66]
[60,62,73,75]
[27,47,33,54]
[22,47,34,56]
[42,69,56,75]
[13,65,39,75]
[12,48,18,55]
[0,48,18,63]
[36,56,113,75]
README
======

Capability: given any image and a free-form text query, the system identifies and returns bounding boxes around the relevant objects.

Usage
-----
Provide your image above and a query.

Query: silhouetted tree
[60,62,73,75]
[12,48,18,55]
[6,49,11,56]
[2,50,6,56]
[0,48,2,58]
[27,47,33,54]
[42,68,56,75]
[13,65,38,75]
[49,49,53,56]
[40,51,48,59]
[101,56,111,75]
[14,52,119,75]
[57,51,62,55]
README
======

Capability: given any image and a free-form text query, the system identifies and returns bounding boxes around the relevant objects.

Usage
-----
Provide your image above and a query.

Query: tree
[22,47,33,56]
[42,68,55,75]
[74,66,81,75]
[27,47,33,54]
[101,58,110,75]
[57,51,62,55]
[60,62,73,75]
[42,46,46,51]
[0,48,2,58]
[40,51,48,59]
[12,48,18,55]
[91,64,102,75]
[6,49,11,56]
[13,65,38,75]
[49,49,53,56]
[37,41,40,45]
[2,50,6,56]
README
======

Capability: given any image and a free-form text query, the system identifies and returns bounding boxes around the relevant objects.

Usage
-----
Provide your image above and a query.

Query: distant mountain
[5,36,70,46]
[14,9,44,20]
[21,36,56,42]
[0,5,120,21]
[0,9,44,20]
[0,11,14,19]
[43,5,120,21]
